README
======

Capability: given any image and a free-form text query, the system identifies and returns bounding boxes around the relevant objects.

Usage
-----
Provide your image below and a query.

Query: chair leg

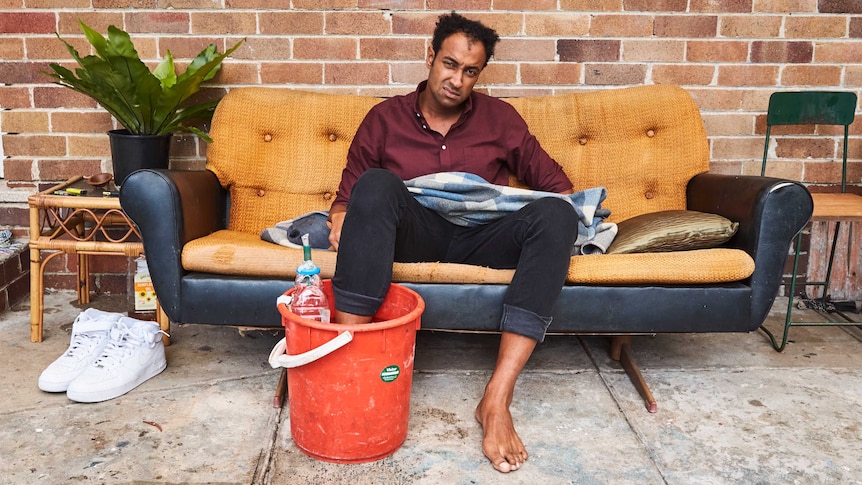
[761,221,858,352]
[820,221,842,301]
[609,335,657,413]
[760,233,803,352]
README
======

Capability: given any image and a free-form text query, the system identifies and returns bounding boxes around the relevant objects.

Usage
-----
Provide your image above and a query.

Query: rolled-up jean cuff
[499,304,552,343]
[331,283,384,317]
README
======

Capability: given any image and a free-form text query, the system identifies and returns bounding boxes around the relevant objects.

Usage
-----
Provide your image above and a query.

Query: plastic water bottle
[290,233,331,323]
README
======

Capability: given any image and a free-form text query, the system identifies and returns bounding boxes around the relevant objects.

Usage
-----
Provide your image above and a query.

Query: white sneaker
[66,317,168,403]
[38,308,123,392]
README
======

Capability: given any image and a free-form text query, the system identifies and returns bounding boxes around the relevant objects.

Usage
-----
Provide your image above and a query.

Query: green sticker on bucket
[380,365,400,383]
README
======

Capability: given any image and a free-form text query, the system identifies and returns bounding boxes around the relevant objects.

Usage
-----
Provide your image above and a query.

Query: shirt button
[422,125,427,130]
[442,145,447,150]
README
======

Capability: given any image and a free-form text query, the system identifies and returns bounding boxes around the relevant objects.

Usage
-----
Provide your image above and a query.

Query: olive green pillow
[607,210,739,254]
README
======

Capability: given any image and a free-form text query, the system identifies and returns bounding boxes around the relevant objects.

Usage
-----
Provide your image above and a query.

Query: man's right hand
[327,211,346,251]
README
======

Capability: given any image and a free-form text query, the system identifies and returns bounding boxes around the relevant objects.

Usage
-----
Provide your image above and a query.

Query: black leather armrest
[120,169,227,320]
[687,172,813,325]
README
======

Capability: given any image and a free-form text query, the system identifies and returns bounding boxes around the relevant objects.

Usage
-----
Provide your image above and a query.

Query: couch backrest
[207,88,382,234]
[207,84,708,234]
[506,84,709,222]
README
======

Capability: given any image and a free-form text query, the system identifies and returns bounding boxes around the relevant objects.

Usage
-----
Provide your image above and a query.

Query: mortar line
[578,336,670,485]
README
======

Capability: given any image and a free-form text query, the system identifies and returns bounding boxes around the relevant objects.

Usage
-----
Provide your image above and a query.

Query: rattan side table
[28,176,169,343]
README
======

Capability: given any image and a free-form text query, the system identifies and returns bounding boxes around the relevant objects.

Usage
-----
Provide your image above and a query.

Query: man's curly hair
[431,12,500,67]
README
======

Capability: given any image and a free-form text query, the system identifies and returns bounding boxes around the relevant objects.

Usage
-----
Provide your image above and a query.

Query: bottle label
[134,274,157,311]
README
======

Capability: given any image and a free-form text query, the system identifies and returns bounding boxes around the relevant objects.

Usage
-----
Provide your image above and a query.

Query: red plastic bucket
[272,280,425,464]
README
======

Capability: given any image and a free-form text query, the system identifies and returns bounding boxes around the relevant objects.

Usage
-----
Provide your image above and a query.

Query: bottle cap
[296,263,321,276]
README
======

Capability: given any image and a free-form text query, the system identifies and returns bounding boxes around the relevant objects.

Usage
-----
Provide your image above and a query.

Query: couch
[120,84,813,412]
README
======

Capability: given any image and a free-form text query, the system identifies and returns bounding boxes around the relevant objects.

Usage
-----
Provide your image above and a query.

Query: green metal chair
[759,91,862,351]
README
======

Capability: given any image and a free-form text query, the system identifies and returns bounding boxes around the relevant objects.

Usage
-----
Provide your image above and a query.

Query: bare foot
[475,396,528,473]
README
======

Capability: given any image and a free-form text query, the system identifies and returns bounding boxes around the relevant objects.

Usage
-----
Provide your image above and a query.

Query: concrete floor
[2,291,861,484]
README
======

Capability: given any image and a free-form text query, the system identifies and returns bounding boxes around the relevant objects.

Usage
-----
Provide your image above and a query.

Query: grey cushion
[260,211,332,250]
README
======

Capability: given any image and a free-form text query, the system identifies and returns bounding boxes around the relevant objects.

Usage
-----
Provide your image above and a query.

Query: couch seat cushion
[566,250,753,284]
[183,231,755,285]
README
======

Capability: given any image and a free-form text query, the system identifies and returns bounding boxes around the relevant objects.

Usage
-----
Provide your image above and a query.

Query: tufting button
[257,189,265,197]
[646,129,655,138]
[323,192,333,200]
[328,134,337,142]
[645,191,655,199]
[264,133,272,142]
[578,137,587,145]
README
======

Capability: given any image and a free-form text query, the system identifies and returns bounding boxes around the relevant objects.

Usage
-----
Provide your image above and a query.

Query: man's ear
[426,46,435,67]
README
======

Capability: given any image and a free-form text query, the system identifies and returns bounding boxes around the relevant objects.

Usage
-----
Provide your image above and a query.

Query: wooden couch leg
[273,368,288,408]
[609,335,658,413]
[157,305,171,346]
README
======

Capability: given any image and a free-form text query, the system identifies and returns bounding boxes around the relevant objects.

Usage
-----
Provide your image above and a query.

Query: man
[327,12,578,473]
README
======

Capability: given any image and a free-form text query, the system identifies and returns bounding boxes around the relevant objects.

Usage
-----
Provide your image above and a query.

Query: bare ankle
[334,310,372,325]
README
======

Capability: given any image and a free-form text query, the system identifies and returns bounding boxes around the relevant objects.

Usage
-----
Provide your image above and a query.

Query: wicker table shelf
[28,176,168,343]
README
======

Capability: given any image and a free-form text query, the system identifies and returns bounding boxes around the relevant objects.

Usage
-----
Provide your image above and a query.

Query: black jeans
[332,168,579,342]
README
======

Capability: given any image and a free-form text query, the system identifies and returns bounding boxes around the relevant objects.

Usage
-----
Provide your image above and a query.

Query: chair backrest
[761,91,857,192]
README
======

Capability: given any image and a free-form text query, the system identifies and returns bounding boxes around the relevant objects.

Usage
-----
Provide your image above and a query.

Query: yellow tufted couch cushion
[207,88,383,234]
[506,85,709,223]
[195,84,754,285]
[182,230,754,285]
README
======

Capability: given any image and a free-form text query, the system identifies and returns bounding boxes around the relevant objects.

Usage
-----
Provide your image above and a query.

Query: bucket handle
[268,331,353,369]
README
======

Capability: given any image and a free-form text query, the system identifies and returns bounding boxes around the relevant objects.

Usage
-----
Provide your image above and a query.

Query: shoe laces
[63,313,104,359]
[64,331,105,360]
[92,321,168,370]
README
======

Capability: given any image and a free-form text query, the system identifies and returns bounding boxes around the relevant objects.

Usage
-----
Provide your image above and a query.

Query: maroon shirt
[331,81,573,212]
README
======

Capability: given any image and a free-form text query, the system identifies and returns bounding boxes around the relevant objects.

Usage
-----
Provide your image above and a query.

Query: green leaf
[184,44,219,81]
[78,20,108,57]
[153,50,178,89]
[156,99,219,137]
[105,25,138,59]
[185,126,213,144]
[151,39,244,135]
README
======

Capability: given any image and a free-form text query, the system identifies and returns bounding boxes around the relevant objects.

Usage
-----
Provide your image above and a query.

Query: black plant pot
[108,129,172,186]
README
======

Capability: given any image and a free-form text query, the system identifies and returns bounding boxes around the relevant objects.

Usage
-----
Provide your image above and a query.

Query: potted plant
[43,20,244,185]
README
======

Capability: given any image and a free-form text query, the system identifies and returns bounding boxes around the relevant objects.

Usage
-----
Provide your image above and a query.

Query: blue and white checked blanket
[403,172,617,255]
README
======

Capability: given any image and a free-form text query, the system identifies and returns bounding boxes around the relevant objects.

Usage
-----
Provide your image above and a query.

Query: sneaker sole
[66,360,167,403]
[37,378,73,393]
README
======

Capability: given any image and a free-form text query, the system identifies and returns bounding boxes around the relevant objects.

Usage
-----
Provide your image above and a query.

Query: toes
[506,452,526,471]
[489,449,526,473]
[484,445,510,473]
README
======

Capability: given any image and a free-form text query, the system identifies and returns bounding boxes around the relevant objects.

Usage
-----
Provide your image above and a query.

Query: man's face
[425,32,486,112]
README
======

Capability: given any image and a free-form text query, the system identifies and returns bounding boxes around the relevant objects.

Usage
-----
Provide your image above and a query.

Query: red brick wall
[1,2,860,295]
